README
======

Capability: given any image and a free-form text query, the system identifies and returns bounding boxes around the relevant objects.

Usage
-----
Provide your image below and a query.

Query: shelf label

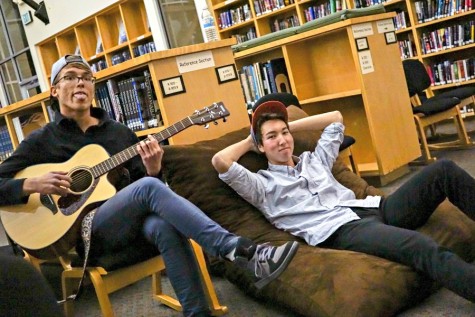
[358,51,374,74]
[376,19,395,33]
[215,64,238,84]
[159,75,186,97]
[176,51,215,73]
[352,23,373,39]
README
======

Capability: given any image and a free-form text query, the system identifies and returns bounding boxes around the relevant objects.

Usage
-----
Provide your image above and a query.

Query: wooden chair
[27,240,228,317]
[402,59,474,164]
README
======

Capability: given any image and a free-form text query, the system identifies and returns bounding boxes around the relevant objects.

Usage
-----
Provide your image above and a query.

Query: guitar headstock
[190,102,230,126]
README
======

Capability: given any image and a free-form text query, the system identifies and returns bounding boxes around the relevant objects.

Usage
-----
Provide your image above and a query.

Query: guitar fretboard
[90,117,193,178]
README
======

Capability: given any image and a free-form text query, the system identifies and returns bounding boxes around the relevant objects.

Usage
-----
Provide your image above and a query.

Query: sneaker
[233,238,299,289]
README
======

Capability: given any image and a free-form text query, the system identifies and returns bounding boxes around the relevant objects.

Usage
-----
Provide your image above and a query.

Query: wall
[14,0,168,91]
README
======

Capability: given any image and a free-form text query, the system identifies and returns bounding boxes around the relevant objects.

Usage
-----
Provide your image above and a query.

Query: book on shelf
[267,57,291,94]
[96,36,103,54]
[0,125,13,161]
[238,57,292,106]
[97,70,162,132]
[106,79,126,123]
[12,117,24,143]
[118,20,127,45]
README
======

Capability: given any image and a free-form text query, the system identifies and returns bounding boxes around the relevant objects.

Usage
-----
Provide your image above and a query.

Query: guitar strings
[64,116,198,190]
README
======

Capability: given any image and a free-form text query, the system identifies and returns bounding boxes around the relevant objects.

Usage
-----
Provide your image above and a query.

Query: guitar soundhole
[69,168,93,194]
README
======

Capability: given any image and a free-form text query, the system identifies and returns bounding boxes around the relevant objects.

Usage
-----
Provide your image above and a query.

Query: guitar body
[0,144,117,259]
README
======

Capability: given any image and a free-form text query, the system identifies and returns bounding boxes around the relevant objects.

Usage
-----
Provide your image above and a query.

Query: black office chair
[402,59,474,164]
[252,93,359,175]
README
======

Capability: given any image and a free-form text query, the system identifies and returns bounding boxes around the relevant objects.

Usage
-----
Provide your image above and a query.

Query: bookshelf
[0,2,250,163]
[212,0,474,109]
[234,13,422,185]
[211,0,351,43]
[37,0,155,83]
[382,0,475,113]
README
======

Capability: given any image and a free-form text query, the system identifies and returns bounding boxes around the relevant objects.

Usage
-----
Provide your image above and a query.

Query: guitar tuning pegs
[223,117,227,123]
[213,121,218,125]
[204,124,209,129]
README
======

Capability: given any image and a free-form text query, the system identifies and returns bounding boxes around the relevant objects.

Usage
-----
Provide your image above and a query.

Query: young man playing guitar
[0,55,298,317]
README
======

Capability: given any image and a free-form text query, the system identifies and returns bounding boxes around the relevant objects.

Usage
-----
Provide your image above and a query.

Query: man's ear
[258,144,265,153]
[50,85,58,98]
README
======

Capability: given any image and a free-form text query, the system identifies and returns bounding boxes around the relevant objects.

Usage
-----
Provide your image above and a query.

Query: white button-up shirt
[219,122,381,246]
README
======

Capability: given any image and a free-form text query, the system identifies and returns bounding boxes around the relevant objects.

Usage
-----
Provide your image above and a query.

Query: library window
[0,1,39,106]
[156,0,205,48]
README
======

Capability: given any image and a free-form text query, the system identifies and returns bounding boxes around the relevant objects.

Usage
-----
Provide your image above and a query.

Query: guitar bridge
[40,194,58,214]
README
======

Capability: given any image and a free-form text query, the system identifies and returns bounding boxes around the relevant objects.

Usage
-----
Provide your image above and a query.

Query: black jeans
[320,159,475,302]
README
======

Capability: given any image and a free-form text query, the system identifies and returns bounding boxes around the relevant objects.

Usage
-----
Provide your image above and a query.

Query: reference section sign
[176,51,215,74]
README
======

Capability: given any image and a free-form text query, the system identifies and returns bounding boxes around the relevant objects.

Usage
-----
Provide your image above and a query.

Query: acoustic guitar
[0,102,230,259]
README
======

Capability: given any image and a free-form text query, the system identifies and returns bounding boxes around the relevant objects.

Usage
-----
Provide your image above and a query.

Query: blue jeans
[91,177,238,316]
[321,159,475,302]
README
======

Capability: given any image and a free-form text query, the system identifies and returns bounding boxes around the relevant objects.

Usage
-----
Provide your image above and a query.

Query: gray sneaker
[233,238,299,289]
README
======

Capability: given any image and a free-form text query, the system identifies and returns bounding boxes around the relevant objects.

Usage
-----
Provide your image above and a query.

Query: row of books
[133,41,157,58]
[111,50,132,66]
[303,1,347,23]
[414,0,473,24]
[94,70,163,132]
[420,21,475,55]
[254,0,294,17]
[392,11,410,30]
[217,4,252,30]
[0,125,13,161]
[232,27,258,44]
[90,58,108,73]
[238,58,291,109]
[270,14,299,32]
[426,57,475,85]
[89,42,157,72]
[354,0,389,8]
[398,39,417,59]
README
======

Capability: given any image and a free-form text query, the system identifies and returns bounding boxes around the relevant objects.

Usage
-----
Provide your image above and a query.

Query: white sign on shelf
[376,19,395,33]
[352,23,373,39]
[358,50,375,74]
[176,50,215,74]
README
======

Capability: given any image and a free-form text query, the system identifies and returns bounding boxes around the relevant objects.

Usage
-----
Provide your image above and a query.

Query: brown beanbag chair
[162,107,475,316]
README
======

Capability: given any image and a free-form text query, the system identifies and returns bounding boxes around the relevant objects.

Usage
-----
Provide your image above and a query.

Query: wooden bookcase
[211,0,351,42]
[0,40,249,154]
[37,0,154,84]
[212,0,474,103]
[0,0,250,163]
[381,1,475,111]
[234,13,421,185]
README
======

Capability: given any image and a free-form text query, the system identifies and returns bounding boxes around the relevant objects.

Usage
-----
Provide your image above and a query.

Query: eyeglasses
[56,74,96,85]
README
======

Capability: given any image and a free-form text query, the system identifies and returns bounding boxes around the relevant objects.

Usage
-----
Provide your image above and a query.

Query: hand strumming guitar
[22,171,72,197]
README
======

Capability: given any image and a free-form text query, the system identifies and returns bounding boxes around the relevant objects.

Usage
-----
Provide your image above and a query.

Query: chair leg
[453,108,471,146]
[61,272,79,317]
[88,269,115,317]
[190,240,228,316]
[413,116,437,165]
[152,269,182,311]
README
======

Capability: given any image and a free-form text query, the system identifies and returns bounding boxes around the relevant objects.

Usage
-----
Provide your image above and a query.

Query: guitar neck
[90,117,193,178]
